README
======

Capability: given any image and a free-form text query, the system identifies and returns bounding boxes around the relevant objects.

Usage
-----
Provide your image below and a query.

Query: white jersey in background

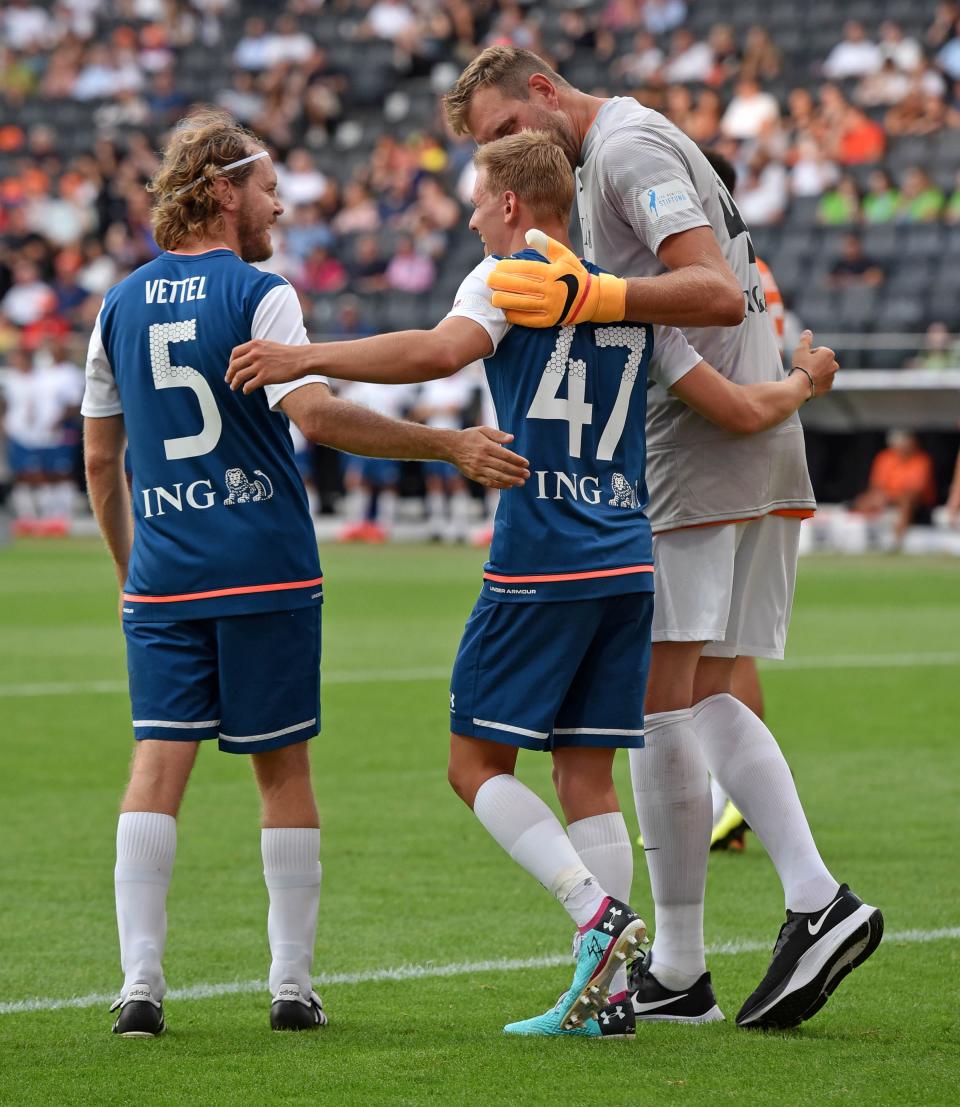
[576,97,815,532]
[415,372,474,431]
[338,380,415,422]
[3,369,75,448]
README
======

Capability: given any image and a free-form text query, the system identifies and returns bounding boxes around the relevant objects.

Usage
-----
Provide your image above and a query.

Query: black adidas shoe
[736,883,884,1030]
[110,983,165,1038]
[595,952,725,1033]
[270,983,328,1031]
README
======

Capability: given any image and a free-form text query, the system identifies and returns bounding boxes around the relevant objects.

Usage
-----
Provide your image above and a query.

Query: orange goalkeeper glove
[487,229,627,328]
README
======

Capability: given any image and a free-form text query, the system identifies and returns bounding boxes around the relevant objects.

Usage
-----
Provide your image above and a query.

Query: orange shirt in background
[756,256,785,356]
[869,448,937,505]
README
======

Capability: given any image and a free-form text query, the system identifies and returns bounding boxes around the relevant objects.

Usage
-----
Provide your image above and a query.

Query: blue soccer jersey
[82,248,328,621]
[446,249,701,602]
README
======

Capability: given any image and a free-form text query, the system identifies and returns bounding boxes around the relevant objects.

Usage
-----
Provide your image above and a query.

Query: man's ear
[214,177,238,213]
[528,73,559,108]
[503,189,520,225]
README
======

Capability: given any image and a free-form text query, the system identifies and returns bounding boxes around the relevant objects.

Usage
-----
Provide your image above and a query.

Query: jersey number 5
[149,319,222,461]
[526,325,645,460]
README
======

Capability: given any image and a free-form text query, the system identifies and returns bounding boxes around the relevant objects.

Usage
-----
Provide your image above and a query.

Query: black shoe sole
[270,1001,323,1031]
[738,907,884,1031]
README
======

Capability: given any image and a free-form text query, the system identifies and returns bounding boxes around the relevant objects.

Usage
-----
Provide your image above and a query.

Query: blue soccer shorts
[345,456,401,486]
[124,606,321,754]
[450,592,652,751]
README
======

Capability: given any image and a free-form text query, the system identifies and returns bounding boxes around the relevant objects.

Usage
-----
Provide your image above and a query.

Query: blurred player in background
[451,47,883,1032]
[226,131,839,1037]
[411,373,476,542]
[82,109,527,1039]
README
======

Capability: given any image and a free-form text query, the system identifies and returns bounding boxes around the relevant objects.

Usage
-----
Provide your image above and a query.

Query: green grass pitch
[1,539,958,1105]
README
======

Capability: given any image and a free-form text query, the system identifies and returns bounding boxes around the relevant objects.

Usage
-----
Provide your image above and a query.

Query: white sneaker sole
[561,918,647,1031]
[635,1004,726,1024]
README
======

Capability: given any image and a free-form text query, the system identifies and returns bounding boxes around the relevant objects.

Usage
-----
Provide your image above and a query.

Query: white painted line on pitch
[2,651,959,700]
[1,926,957,1017]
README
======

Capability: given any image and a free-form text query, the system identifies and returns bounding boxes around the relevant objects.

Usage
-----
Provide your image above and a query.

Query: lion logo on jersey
[609,473,638,509]
[223,467,274,505]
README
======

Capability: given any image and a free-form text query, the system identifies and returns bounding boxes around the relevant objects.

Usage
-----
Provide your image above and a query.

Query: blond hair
[473,131,573,222]
[443,46,569,136]
[148,109,264,250]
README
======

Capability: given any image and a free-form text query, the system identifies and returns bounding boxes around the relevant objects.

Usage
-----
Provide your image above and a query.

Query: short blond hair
[443,46,569,137]
[148,109,264,251]
[474,131,573,222]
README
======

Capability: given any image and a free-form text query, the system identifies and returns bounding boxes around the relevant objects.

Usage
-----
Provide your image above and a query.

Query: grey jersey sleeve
[597,131,711,258]
[649,324,702,389]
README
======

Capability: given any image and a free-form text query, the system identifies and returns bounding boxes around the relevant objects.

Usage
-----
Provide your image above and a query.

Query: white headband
[174,150,270,197]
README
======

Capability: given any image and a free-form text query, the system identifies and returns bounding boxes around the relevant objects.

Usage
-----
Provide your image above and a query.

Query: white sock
[710,777,728,827]
[377,489,397,529]
[426,489,445,532]
[344,488,366,523]
[630,710,710,990]
[693,693,839,913]
[473,775,607,929]
[36,483,56,518]
[11,484,37,519]
[262,828,322,996]
[115,812,177,1000]
[449,490,471,539]
[568,812,633,994]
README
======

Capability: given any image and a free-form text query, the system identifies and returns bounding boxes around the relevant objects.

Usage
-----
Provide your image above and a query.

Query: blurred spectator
[828,234,885,287]
[885,89,948,135]
[897,168,945,221]
[740,26,782,82]
[856,59,912,107]
[301,245,348,295]
[365,0,417,44]
[935,17,960,78]
[818,176,862,226]
[736,153,788,226]
[385,235,436,294]
[836,107,887,165]
[234,17,271,71]
[284,203,333,261]
[278,149,328,207]
[823,21,883,80]
[1,262,53,327]
[909,321,960,368]
[333,181,381,236]
[644,0,687,36]
[707,24,740,86]
[349,234,389,294]
[790,137,840,198]
[854,431,938,547]
[2,0,53,50]
[878,21,923,71]
[861,169,901,223]
[614,31,664,85]
[720,77,780,140]
[217,70,265,123]
[945,170,960,222]
[664,28,713,84]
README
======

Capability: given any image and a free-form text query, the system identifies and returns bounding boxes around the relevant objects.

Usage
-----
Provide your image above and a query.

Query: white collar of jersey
[174,150,270,198]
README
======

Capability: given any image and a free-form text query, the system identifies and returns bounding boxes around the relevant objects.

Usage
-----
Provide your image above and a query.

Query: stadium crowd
[2,0,960,533]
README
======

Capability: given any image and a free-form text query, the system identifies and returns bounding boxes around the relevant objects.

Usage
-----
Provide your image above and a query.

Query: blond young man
[226,131,840,1036]
[82,110,527,1037]
[440,47,883,1033]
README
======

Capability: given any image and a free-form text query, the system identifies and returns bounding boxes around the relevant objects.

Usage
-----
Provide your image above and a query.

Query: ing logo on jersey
[609,473,639,509]
[224,467,274,505]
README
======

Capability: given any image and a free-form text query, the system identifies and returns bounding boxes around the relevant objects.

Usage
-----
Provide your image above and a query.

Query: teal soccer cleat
[559,897,646,1031]
[504,992,602,1038]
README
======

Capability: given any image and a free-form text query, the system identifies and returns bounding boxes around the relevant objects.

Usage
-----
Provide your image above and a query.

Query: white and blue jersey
[82,248,328,622]
[446,249,701,603]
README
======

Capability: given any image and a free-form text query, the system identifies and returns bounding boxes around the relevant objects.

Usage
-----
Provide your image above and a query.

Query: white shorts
[652,514,800,660]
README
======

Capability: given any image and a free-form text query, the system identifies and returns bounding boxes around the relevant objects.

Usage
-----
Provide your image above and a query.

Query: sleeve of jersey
[250,283,330,411]
[80,311,122,417]
[443,257,511,353]
[649,325,703,389]
[600,133,711,259]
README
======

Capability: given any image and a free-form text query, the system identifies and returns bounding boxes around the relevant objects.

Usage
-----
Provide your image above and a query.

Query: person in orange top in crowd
[855,430,938,546]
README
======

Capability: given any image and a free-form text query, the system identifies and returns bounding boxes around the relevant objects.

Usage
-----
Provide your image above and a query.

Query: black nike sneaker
[736,884,884,1030]
[110,983,165,1038]
[270,983,328,1031]
[595,951,725,1035]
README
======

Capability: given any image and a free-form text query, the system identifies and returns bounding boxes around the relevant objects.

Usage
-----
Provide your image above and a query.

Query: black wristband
[790,365,815,399]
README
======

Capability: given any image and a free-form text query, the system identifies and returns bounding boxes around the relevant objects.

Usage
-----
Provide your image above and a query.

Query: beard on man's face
[529,106,581,170]
[235,199,274,263]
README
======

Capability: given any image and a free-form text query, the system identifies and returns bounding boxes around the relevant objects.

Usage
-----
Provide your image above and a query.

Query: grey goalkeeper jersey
[577,97,815,532]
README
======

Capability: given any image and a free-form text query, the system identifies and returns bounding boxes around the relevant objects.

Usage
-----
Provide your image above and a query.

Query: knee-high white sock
[568,812,634,994]
[473,775,607,929]
[115,812,177,1000]
[630,710,711,990]
[710,777,728,827]
[377,489,397,528]
[11,483,37,519]
[262,828,322,996]
[449,490,471,539]
[426,489,445,532]
[693,693,839,913]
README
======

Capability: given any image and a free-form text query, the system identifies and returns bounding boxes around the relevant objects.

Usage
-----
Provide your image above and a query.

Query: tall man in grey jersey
[444,46,882,1031]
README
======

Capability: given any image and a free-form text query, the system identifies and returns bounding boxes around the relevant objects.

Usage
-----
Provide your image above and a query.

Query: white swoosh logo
[631,993,688,1013]
[808,898,842,936]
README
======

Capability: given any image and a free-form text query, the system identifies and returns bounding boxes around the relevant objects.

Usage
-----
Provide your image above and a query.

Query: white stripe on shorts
[552,727,645,736]
[472,718,549,741]
[133,718,220,729]
[218,717,317,744]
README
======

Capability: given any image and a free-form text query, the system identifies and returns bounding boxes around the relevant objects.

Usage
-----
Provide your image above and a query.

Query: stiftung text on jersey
[145,276,208,304]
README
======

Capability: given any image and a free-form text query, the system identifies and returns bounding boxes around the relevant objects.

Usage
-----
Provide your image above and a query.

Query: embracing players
[226,130,839,1036]
[82,110,527,1037]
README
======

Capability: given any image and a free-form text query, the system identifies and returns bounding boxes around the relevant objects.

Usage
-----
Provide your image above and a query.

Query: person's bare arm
[227,318,492,393]
[622,226,745,328]
[671,332,838,435]
[279,383,528,489]
[946,449,960,526]
[83,414,131,585]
